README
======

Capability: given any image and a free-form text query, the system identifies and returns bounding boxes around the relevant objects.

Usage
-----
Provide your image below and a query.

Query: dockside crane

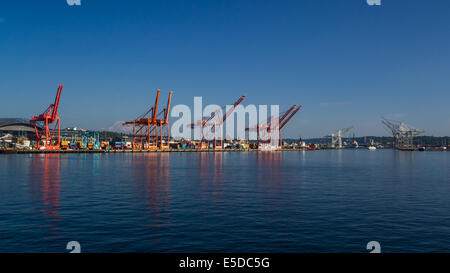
[208,95,246,149]
[123,89,160,149]
[381,117,423,150]
[278,105,302,146]
[155,90,173,149]
[189,95,246,149]
[30,85,63,150]
[123,89,173,150]
[258,104,297,131]
[246,104,302,150]
[325,126,354,148]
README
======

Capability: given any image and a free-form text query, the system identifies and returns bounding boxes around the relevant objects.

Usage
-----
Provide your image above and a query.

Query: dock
[0,148,310,154]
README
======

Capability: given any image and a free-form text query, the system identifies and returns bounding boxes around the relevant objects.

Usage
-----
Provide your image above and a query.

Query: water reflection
[393,149,416,165]
[392,150,417,185]
[256,151,283,188]
[29,154,61,225]
[131,153,171,227]
[198,152,210,185]
[197,152,223,201]
[212,153,223,194]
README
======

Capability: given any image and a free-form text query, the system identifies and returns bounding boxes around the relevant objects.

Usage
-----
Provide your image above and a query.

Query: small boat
[368,146,377,150]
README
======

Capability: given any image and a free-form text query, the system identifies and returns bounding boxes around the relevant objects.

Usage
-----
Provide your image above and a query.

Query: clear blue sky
[1,0,449,138]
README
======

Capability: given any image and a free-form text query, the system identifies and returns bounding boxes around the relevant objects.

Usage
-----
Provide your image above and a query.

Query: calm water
[0,150,449,253]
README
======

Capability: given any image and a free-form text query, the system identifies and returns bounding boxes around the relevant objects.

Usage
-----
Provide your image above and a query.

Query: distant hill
[285,136,450,147]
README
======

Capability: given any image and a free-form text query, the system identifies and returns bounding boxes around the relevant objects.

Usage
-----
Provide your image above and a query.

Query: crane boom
[191,95,246,128]
[152,89,161,122]
[164,91,173,123]
[279,105,296,125]
[246,105,297,131]
[267,104,296,129]
[341,126,354,135]
[221,95,246,124]
[280,105,302,129]
[51,85,63,119]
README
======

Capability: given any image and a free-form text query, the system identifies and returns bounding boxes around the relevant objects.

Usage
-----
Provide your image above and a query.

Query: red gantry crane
[189,95,245,149]
[246,104,302,150]
[30,85,63,150]
[209,95,246,149]
[278,105,302,146]
[123,89,173,150]
[155,90,173,149]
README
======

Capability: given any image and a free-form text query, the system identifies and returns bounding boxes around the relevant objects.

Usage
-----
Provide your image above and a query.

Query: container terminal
[0,85,448,153]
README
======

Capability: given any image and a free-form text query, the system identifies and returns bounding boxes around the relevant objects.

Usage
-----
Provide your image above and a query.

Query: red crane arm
[246,105,296,131]
[51,85,63,119]
[164,91,173,123]
[152,89,161,122]
[206,111,217,123]
[244,104,301,137]
[30,84,64,124]
[279,105,296,125]
[266,104,296,129]
[190,95,245,128]
[139,107,154,120]
[220,95,245,124]
[124,89,164,125]
[280,105,302,129]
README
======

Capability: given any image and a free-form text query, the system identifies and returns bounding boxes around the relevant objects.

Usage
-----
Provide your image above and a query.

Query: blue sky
[1,0,449,138]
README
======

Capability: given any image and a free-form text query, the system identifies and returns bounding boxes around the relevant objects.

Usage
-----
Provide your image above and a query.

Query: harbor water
[0,150,449,252]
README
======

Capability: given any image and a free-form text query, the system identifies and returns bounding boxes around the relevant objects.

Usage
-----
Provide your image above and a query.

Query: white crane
[381,117,423,150]
[325,126,354,148]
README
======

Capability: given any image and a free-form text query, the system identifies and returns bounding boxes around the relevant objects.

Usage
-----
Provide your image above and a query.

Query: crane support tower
[30,85,64,150]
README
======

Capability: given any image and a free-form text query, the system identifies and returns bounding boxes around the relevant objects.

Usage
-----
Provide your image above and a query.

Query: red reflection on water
[30,154,61,222]
[131,153,171,228]
[198,152,210,185]
[197,152,224,200]
[257,151,283,189]
[212,153,223,192]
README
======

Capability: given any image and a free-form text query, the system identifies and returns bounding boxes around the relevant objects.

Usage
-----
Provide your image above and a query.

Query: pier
[0,148,311,154]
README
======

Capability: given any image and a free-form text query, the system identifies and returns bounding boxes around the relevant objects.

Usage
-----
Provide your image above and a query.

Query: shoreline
[0,148,310,154]
[1,148,447,154]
